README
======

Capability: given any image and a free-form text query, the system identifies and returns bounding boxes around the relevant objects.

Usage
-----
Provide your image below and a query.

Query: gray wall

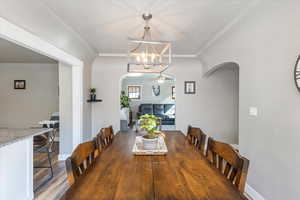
[121,77,175,119]
[200,1,300,199]
[92,57,238,144]
[0,63,59,128]
[58,62,73,155]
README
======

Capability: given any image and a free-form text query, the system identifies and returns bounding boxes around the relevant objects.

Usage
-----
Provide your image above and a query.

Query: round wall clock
[295,56,300,92]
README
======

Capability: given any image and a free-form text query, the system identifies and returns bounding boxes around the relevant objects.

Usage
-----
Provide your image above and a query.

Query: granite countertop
[0,128,53,148]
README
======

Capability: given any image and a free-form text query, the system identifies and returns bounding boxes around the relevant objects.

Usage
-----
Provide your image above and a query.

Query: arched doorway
[205,62,240,144]
[119,73,176,131]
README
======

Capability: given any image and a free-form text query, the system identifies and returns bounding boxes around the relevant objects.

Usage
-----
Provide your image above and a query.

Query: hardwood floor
[34,142,69,200]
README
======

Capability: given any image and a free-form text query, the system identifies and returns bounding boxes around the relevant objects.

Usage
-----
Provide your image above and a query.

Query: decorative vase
[90,94,96,101]
[142,137,158,150]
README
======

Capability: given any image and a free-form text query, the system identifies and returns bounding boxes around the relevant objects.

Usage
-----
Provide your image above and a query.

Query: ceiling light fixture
[157,73,166,84]
[127,13,172,73]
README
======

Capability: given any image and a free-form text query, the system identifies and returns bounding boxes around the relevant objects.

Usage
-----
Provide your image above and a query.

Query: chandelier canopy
[127,13,172,73]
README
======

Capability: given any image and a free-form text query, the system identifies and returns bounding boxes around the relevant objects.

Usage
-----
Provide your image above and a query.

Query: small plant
[138,114,163,139]
[120,90,130,109]
[90,88,96,94]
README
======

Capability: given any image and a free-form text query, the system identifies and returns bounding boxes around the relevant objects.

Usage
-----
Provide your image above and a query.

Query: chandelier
[127,13,172,73]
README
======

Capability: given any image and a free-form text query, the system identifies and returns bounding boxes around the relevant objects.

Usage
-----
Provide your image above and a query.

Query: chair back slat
[187,125,207,155]
[219,156,224,170]
[207,137,249,193]
[229,168,238,182]
[65,141,96,185]
[224,162,231,177]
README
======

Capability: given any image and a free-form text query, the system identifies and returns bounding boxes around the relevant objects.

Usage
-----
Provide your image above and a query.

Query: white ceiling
[41,0,254,55]
[0,38,57,63]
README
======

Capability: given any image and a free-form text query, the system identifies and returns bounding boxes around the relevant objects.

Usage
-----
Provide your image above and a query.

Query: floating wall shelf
[87,99,102,103]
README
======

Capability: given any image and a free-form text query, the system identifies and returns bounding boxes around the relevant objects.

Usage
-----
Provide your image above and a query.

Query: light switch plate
[249,107,258,116]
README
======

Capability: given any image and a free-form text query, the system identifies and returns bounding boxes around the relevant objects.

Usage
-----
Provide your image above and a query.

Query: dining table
[60,131,247,200]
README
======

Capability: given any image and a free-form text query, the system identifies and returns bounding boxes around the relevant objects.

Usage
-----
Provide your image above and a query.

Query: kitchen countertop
[0,128,53,148]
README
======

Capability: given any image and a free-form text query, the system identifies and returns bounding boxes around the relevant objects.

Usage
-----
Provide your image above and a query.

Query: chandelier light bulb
[136,56,140,62]
[151,54,155,62]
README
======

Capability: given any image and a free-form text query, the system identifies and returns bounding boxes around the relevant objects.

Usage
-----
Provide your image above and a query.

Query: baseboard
[58,154,70,161]
[245,184,266,200]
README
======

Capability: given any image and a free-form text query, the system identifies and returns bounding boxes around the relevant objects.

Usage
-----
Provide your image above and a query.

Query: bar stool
[39,114,59,152]
[33,130,54,192]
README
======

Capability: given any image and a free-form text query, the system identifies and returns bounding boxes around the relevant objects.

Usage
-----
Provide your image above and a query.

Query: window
[128,85,141,100]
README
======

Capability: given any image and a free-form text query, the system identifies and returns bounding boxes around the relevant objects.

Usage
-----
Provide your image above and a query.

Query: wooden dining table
[61,131,247,200]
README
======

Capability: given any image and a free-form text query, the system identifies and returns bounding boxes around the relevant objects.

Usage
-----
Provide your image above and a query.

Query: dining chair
[206,137,249,193]
[99,125,114,149]
[65,141,97,185]
[187,125,207,155]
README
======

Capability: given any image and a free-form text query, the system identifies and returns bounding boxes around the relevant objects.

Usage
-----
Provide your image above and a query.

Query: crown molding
[197,0,261,56]
[98,53,197,58]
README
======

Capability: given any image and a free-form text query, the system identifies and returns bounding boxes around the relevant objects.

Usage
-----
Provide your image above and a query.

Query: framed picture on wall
[14,80,26,89]
[128,85,141,100]
[172,86,175,99]
[184,81,196,94]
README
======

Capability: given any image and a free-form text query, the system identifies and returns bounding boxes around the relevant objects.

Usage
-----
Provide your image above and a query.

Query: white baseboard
[58,154,70,161]
[245,184,266,200]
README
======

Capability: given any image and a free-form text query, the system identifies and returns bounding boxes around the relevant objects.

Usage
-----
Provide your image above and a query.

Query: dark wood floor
[34,142,69,200]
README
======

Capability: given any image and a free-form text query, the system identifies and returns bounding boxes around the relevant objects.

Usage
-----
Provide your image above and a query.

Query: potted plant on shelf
[90,88,96,101]
[138,114,164,150]
[120,90,130,109]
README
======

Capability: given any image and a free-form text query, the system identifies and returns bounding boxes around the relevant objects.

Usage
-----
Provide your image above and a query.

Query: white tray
[132,136,168,155]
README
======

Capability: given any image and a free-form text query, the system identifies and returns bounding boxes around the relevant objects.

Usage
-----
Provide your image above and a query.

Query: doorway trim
[0,17,83,149]
[119,73,177,131]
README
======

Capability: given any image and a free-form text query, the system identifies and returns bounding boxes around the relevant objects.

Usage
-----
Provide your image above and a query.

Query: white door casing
[0,17,84,150]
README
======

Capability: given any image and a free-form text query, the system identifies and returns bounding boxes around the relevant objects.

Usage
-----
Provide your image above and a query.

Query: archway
[205,62,240,145]
[204,62,240,77]
[119,73,176,131]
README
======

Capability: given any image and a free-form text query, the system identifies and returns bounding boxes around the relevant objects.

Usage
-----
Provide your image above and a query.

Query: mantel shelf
[87,99,102,103]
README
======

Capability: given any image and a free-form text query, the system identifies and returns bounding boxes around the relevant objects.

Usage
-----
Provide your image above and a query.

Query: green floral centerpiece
[139,114,161,138]
[138,114,164,150]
